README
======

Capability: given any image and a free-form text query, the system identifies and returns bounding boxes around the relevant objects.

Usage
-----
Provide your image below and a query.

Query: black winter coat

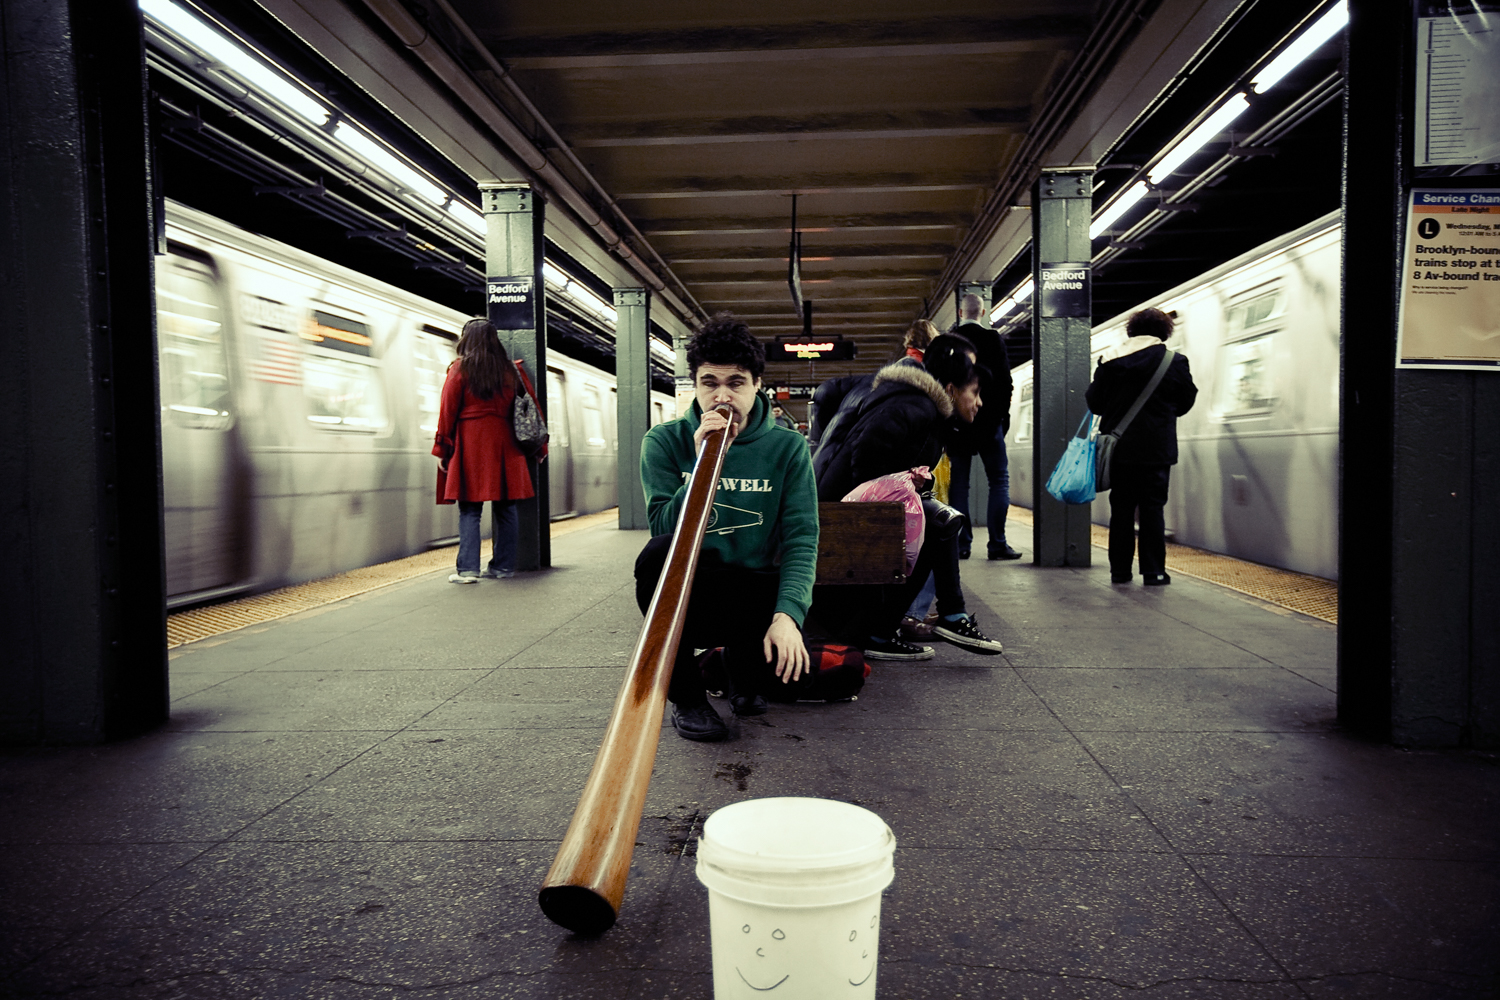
[807,374,874,453]
[813,362,954,502]
[1084,340,1198,466]
[948,319,1013,448]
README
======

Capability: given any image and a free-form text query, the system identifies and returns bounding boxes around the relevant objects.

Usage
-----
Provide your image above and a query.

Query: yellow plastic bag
[933,453,951,505]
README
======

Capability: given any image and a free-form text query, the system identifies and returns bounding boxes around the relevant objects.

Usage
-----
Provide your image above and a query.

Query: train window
[412,331,455,434]
[546,368,570,447]
[1014,383,1033,442]
[610,387,619,452]
[302,310,375,356]
[1217,333,1277,415]
[580,385,607,449]
[157,258,232,430]
[302,354,389,431]
[1224,285,1285,341]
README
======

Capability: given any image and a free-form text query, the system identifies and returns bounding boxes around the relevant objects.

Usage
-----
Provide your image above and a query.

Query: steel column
[1030,168,1094,567]
[614,287,651,530]
[1339,0,1500,747]
[481,182,549,570]
[0,0,166,743]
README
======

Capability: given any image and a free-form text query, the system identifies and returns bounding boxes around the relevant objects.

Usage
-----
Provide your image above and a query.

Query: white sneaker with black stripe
[932,614,1003,654]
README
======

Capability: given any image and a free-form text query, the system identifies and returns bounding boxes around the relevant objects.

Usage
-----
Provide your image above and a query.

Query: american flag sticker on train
[252,333,301,385]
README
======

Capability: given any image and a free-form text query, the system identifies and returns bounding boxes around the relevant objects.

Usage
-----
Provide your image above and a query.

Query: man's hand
[764,612,809,683]
[438,460,448,475]
[693,407,738,452]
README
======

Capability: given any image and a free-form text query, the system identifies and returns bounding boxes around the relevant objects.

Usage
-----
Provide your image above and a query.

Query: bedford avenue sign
[1038,264,1090,318]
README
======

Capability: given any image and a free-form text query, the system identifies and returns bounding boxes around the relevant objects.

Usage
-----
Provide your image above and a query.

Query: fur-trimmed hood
[871,362,954,418]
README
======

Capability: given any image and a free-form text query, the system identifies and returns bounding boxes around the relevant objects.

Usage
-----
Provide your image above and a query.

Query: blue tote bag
[1044,412,1097,505]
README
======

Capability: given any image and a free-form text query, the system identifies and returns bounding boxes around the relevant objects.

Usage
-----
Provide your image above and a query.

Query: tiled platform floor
[3,521,1496,998]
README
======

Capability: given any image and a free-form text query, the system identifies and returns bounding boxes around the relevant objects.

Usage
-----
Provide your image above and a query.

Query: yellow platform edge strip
[166,509,619,648]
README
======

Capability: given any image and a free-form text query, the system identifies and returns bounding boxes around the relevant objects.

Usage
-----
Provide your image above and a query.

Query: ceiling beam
[567,109,1028,147]
[491,19,1089,66]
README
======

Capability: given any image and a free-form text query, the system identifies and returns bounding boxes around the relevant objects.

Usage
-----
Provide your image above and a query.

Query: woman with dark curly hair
[433,318,538,583]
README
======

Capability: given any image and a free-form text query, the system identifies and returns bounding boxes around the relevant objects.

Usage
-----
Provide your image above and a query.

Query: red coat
[432,362,537,504]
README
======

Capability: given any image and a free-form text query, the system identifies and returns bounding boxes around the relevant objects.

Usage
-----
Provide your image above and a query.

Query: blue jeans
[457,499,517,574]
[947,427,1010,556]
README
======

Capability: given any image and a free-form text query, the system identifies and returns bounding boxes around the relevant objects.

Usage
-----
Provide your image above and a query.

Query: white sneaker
[448,573,479,584]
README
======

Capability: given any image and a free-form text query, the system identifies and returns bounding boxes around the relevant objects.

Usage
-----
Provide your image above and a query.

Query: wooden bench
[813,501,907,585]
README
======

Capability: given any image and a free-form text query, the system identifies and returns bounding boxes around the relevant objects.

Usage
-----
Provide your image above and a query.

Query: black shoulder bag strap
[1114,347,1176,439]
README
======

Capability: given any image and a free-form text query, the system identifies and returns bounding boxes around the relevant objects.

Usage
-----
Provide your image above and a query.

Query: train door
[575,382,611,513]
[546,367,573,517]
[413,326,458,540]
[158,250,245,602]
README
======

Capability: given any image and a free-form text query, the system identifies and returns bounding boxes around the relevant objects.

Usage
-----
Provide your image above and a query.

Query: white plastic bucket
[696,797,896,998]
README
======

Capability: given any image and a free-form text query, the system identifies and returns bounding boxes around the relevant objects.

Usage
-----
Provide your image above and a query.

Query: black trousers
[812,529,967,644]
[1108,464,1171,578]
[634,534,786,706]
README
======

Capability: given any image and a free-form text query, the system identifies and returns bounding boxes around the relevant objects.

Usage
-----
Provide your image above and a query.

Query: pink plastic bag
[842,467,929,576]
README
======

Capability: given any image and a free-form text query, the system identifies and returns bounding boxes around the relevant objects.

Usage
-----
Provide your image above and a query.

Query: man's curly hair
[686,312,765,379]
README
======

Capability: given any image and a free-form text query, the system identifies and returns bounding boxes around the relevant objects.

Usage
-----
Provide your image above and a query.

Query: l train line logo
[706,502,765,536]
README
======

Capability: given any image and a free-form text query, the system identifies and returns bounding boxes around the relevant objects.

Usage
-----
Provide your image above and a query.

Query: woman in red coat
[432,318,535,582]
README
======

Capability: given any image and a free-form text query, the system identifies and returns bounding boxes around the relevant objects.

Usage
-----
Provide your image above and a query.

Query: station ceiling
[417,0,1158,376]
[162,0,1344,384]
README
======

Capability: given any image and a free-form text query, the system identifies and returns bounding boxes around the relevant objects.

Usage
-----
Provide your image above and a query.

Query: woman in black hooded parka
[811,335,1004,659]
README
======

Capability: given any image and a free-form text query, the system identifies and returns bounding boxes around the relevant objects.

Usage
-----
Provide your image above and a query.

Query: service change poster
[1396,189,1500,369]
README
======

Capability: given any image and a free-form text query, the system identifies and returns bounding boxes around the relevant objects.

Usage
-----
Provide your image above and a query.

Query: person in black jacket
[946,294,1021,560]
[1084,308,1198,586]
[813,335,1003,658]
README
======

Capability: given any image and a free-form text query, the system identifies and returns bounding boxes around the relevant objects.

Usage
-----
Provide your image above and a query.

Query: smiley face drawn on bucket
[847,913,879,987]
[734,923,790,991]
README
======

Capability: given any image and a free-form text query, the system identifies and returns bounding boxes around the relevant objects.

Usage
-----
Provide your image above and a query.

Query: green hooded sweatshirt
[640,393,820,625]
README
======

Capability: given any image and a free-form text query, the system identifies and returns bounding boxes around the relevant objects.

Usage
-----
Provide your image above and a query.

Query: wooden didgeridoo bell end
[538,884,617,936]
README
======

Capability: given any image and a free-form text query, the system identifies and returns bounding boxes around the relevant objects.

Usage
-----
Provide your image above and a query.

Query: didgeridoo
[538,404,736,934]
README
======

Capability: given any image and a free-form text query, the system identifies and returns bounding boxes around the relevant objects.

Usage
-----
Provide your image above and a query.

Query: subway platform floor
[2,521,1497,999]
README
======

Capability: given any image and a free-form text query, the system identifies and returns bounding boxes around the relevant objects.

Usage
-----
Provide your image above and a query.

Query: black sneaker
[863,637,935,661]
[1143,573,1172,587]
[987,546,1024,560]
[730,693,768,716]
[932,614,1004,654]
[671,702,729,741]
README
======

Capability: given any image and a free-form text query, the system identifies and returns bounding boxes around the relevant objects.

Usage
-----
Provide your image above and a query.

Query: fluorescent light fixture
[333,123,446,205]
[1252,1,1349,93]
[542,261,570,288]
[989,278,1035,321]
[1089,181,1150,239]
[650,339,677,363]
[140,0,328,125]
[447,201,484,236]
[1146,94,1250,185]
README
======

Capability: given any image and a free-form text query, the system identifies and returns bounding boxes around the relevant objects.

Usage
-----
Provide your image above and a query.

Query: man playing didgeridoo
[636,312,820,741]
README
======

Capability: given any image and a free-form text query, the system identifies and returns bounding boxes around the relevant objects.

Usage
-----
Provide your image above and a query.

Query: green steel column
[1030,168,1094,567]
[480,182,549,570]
[614,287,651,530]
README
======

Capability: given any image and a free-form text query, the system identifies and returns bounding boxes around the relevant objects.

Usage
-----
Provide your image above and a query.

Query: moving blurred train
[1006,211,1341,580]
[159,201,673,609]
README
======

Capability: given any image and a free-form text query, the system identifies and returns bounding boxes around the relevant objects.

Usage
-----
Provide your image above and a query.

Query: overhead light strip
[990,0,1348,323]
[141,0,675,362]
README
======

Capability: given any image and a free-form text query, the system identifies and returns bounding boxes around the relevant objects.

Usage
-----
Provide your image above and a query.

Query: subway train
[1006,211,1341,580]
[159,201,673,609]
